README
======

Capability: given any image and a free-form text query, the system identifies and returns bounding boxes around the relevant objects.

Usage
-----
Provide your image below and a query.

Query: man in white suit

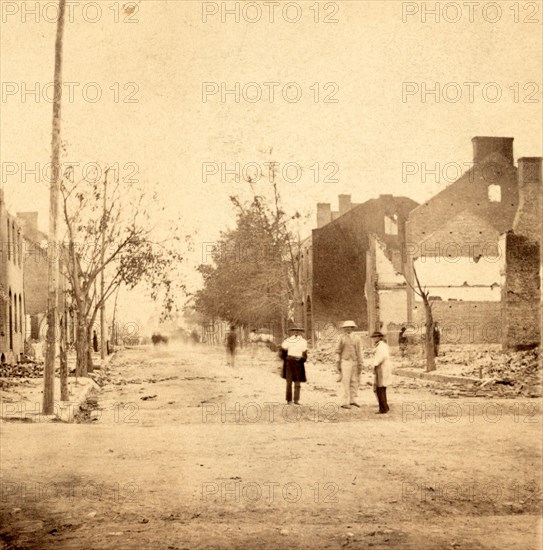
[336,320,363,409]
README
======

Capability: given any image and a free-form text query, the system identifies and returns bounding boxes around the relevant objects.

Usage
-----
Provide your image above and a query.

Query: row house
[0,190,26,363]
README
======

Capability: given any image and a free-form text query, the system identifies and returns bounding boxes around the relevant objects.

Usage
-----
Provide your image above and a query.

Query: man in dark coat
[280,327,308,405]
[398,326,408,358]
[226,325,237,367]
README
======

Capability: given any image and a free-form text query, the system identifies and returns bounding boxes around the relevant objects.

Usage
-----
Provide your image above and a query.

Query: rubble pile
[472,348,540,381]
[430,349,541,398]
[0,362,43,378]
[474,348,541,397]
[74,394,100,423]
[309,340,375,365]
[309,340,338,365]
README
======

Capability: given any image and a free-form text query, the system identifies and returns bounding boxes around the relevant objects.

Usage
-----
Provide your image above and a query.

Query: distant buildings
[17,211,75,350]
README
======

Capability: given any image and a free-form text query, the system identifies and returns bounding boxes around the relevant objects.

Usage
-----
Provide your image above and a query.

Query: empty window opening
[488,185,501,202]
[384,214,398,235]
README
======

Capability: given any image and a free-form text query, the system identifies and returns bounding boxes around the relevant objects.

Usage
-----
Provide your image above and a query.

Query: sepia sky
[1,0,542,328]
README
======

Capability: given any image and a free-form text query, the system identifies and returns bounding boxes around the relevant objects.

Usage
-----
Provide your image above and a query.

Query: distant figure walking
[226,325,237,367]
[92,330,99,353]
[371,331,391,414]
[398,326,408,358]
[433,322,441,357]
[249,328,258,364]
[336,320,362,409]
[280,326,308,405]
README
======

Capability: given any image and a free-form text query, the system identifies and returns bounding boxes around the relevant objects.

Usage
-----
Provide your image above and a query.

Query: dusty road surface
[1,344,542,549]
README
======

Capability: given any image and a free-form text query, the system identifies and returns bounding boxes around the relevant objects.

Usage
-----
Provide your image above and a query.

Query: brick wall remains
[413,300,501,343]
[502,233,540,350]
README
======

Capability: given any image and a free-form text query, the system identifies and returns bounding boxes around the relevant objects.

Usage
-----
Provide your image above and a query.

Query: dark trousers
[286,372,301,403]
[376,387,389,413]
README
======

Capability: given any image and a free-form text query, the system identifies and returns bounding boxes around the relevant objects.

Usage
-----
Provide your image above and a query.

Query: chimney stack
[316,203,332,228]
[472,136,514,165]
[338,194,351,217]
[513,157,542,242]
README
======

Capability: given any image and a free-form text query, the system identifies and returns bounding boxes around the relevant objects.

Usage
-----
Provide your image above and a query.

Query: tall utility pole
[100,169,108,360]
[43,0,67,415]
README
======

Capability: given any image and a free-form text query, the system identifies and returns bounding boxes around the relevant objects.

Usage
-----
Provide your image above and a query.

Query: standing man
[371,331,391,414]
[226,325,237,367]
[336,320,362,409]
[280,326,308,405]
[398,326,408,358]
[433,322,441,358]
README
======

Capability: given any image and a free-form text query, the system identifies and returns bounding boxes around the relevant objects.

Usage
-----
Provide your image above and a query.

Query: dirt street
[1,344,542,549]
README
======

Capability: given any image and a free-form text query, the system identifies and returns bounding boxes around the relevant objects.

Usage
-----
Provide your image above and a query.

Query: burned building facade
[501,157,542,350]
[305,194,417,339]
[405,136,541,345]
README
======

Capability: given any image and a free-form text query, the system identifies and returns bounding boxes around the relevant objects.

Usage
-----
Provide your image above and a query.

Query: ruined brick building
[300,194,418,340]
[501,157,542,350]
[405,136,541,345]
[298,136,541,349]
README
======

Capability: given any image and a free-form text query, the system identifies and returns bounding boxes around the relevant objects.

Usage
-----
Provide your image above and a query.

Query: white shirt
[281,335,308,359]
[373,340,392,387]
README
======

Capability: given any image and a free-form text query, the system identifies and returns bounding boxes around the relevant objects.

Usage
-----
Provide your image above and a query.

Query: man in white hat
[336,321,362,409]
[280,326,308,405]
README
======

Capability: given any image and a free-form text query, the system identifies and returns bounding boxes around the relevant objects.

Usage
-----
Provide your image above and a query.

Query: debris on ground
[140,395,157,401]
[0,362,43,378]
[73,392,101,423]
[310,341,541,398]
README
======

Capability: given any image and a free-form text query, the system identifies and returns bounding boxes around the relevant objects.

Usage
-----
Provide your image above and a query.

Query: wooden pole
[100,171,108,361]
[43,0,66,415]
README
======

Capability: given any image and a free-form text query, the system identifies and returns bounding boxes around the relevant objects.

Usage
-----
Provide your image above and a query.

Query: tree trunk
[87,326,94,373]
[75,315,88,377]
[292,293,304,326]
[60,313,68,400]
[424,301,436,372]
